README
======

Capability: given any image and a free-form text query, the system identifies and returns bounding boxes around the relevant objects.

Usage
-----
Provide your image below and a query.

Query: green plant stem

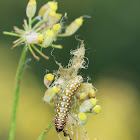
[32,16,39,24]
[8,45,28,140]
[29,17,32,30]
[33,20,44,30]
[38,119,55,140]
[3,32,21,37]
[31,44,49,60]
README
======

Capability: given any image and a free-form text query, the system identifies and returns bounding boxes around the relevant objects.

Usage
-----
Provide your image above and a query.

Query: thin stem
[13,37,25,44]
[24,19,29,32]
[29,17,32,30]
[28,44,40,61]
[32,16,39,24]
[33,20,44,30]
[14,26,24,34]
[3,32,21,37]
[38,119,55,140]
[51,44,63,49]
[12,39,25,48]
[31,44,49,60]
[39,27,49,34]
[8,45,28,140]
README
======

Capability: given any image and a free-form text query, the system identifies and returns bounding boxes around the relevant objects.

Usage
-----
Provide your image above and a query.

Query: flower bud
[78,113,88,125]
[43,9,56,22]
[43,86,60,102]
[37,34,44,43]
[39,1,58,17]
[52,86,60,93]
[52,23,61,35]
[58,17,83,37]
[26,0,37,18]
[53,24,61,31]
[79,83,93,94]
[92,105,101,114]
[88,89,96,98]
[43,9,51,22]
[80,92,86,100]
[75,17,83,26]
[79,98,97,113]
[55,13,62,22]
[44,73,54,87]
[38,3,49,17]
[42,30,54,48]
[49,10,56,17]
[48,1,58,11]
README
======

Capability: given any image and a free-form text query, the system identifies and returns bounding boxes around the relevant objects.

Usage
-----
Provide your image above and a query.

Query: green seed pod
[52,23,61,35]
[78,83,93,95]
[58,17,83,37]
[78,113,88,125]
[80,92,86,100]
[42,30,54,48]
[26,0,37,19]
[43,86,60,102]
[38,1,58,17]
[79,98,97,113]
[92,105,102,114]
[88,89,96,98]
[55,13,62,23]
[44,73,54,87]
[47,10,57,27]
[43,9,51,22]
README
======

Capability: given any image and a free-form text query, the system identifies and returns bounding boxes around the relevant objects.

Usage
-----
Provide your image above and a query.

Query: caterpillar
[55,75,83,132]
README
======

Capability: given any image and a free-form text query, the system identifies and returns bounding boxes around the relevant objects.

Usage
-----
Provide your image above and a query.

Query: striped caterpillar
[55,75,83,132]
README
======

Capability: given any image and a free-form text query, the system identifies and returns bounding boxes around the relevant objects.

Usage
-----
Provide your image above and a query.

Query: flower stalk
[37,119,55,140]
[9,45,28,140]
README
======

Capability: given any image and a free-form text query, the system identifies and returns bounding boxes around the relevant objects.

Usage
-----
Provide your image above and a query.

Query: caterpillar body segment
[55,75,83,132]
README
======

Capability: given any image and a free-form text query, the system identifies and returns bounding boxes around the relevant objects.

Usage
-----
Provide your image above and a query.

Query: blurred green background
[0,0,140,140]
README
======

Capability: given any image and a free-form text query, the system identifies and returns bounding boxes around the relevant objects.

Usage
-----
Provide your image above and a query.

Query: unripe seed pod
[80,92,86,100]
[55,13,62,22]
[59,17,83,37]
[43,9,51,22]
[92,105,101,114]
[79,98,97,113]
[38,3,49,17]
[37,34,44,43]
[52,23,61,35]
[48,1,58,11]
[88,89,96,98]
[26,0,37,18]
[44,73,54,87]
[52,86,60,93]
[43,86,60,102]
[42,30,54,48]
[65,17,83,36]
[53,24,61,31]
[78,83,93,94]
[49,10,56,17]
[78,113,88,125]
[38,1,58,17]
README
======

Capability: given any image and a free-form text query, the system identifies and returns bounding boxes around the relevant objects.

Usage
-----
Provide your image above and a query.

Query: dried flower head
[3,0,85,61]
[43,42,102,139]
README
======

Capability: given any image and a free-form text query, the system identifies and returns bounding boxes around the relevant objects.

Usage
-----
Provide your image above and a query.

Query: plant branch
[8,45,28,140]
[38,119,55,140]
[3,32,21,37]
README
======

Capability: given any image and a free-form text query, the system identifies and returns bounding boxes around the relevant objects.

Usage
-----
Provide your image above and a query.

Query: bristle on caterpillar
[55,75,83,132]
